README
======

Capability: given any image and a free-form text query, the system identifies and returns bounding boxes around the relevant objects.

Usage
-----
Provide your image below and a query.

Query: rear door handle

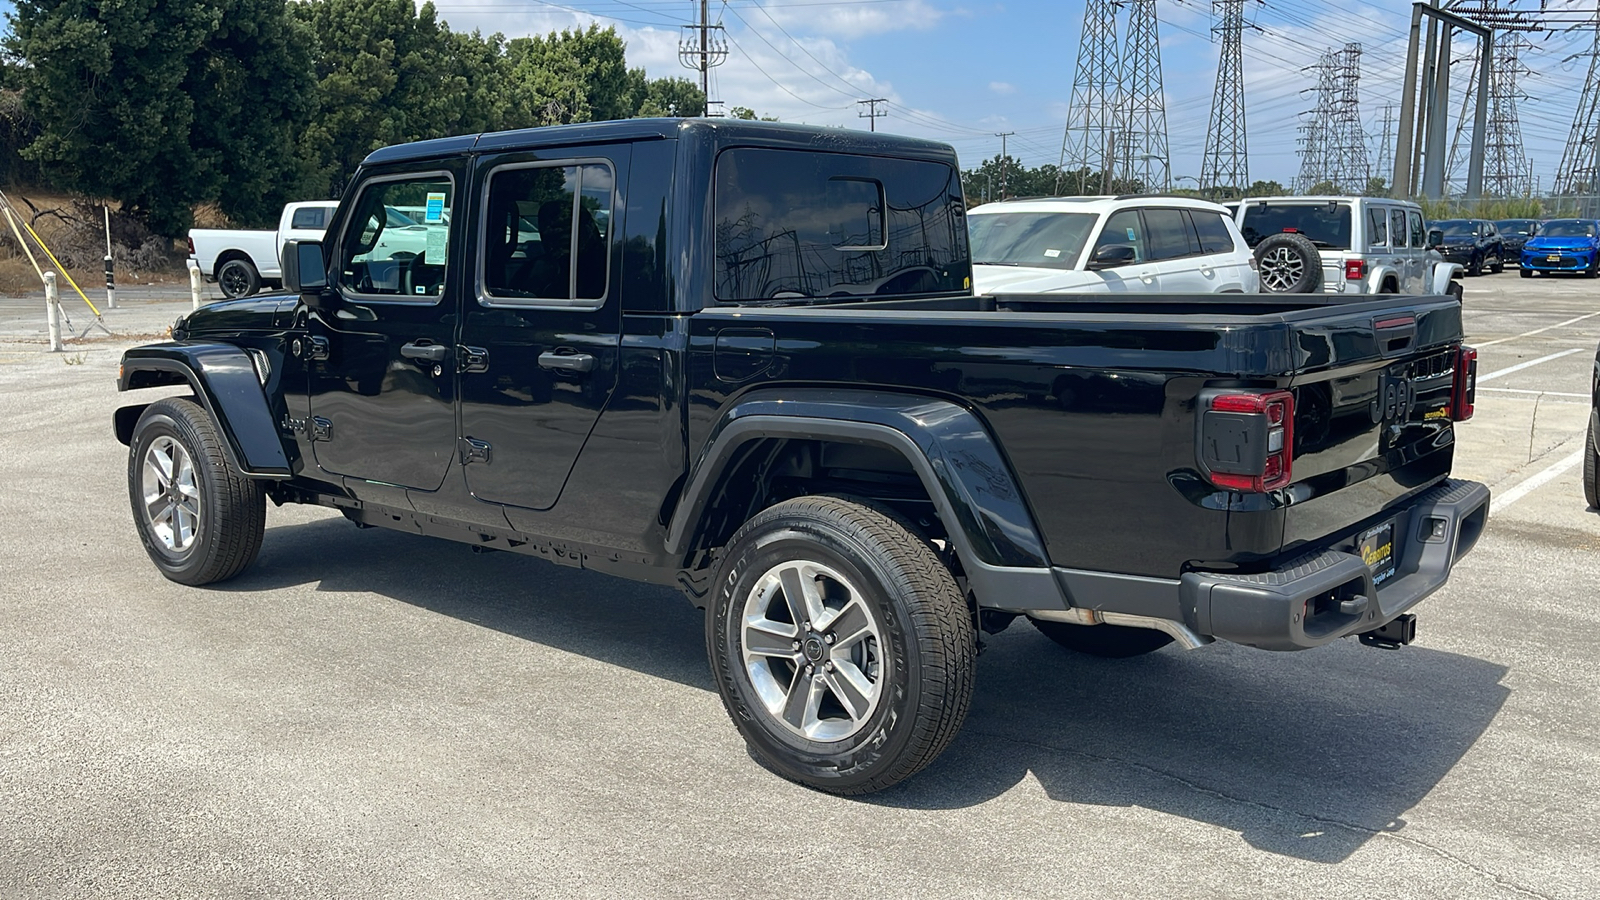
[401,341,448,363]
[539,351,595,373]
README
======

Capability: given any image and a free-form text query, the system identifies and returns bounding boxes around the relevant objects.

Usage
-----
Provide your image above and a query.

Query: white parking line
[1476,348,1585,383]
[1479,387,1590,398]
[1474,311,1600,348]
[1490,448,1586,515]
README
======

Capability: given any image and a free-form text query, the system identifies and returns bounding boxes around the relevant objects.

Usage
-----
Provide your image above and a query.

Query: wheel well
[214,250,256,278]
[685,438,942,559]
[1381,276,1398,293]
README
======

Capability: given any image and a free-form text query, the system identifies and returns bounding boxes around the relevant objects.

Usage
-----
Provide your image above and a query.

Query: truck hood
[972,265,1106,294]
[175,294,296,337]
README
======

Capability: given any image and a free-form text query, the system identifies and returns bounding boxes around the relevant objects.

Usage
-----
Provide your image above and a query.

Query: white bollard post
[188,260,203,310]
[104,254,117,310]
[44,271,62,352]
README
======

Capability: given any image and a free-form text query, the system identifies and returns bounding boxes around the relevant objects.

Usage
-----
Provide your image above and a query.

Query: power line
[858,98,887,131]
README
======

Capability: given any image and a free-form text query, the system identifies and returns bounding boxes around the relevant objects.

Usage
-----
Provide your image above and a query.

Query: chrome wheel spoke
[778,563,826,626]
[823,599,872,650]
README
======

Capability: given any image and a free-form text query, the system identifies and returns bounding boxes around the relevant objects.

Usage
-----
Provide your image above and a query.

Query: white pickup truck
[188,201,339,298]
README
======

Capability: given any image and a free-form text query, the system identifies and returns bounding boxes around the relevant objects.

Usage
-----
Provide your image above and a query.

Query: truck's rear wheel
[217,258,261,299]
[1029,618,1173,658]
[128,398,265,585]
[707,495,975,795]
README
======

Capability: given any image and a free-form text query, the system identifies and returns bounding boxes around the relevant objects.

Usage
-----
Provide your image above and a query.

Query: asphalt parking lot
[1,277,1597,899]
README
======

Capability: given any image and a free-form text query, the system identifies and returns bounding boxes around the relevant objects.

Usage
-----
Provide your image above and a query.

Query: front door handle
[401,341,448,363]
[539,351,595,373]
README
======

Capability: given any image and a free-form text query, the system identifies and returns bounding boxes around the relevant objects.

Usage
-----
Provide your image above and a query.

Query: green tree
[6,0,315,234]
[633,76,706,117]
[1244,179,1287,197]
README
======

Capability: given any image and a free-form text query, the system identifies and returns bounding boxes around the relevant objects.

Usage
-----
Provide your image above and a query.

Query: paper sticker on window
[426,226,447,261]
[1044,248,1061,258]
[1126,228,1137,240]
[425,192,446,224]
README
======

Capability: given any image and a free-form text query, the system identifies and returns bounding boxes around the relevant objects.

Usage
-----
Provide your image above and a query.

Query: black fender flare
[666,389,1066,610]
[115,342,291,479]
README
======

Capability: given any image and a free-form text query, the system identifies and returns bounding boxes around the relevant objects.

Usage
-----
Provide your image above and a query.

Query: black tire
[1468,252,1483,277]
[216,257,261,299]
[1029,618,1174,658]
[1380,278,1399,294]
[128,397,265,585]
[1490,251,1505,274]
[1446,280,1464,303]
[1253,233,1323,294]
[707,495,976,795]
[1588,257,1599,279]
[1585,417,1599,510]
[1520,267,1533,278]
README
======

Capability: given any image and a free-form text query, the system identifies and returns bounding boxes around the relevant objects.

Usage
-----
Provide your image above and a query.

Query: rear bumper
[1180,478,1489,650]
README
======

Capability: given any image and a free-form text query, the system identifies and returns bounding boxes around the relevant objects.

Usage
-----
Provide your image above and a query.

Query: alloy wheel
[1259,247,1304,292]
[141,435,202,553]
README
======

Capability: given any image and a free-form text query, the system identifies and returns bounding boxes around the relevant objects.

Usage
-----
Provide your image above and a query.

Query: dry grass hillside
[0,191,191,296]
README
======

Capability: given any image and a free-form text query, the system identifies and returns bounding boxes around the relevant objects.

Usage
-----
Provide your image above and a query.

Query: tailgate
[1279,296,1466,554]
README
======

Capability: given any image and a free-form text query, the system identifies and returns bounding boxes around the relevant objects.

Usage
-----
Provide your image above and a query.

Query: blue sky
[4,1,1595,189]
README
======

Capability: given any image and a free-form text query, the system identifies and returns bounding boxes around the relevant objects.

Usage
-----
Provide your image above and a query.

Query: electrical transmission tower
[1555,20,1600,211]
[1296,51,1337,193]
[1374,103,1395,190]
[678,0,727,116]
[1059,0,1123,194]
[1446,4,1539,197]
[1328,43,1371,195]
[1120,0,1170,191]
[1200,0,1248,197]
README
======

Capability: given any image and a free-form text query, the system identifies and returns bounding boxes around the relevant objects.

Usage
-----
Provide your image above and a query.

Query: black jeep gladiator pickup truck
[115,119,1489,794]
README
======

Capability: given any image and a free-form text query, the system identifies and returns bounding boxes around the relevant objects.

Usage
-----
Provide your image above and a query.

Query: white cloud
[989,81,1016,95]
[758,0,953,38]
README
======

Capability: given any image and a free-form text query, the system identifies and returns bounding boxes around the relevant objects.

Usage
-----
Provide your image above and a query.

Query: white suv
[967,196,1259,294]
[1234,196,1463,297]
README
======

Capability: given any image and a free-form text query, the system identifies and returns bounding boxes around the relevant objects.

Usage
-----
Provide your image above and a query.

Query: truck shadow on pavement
[229,517,1511,865]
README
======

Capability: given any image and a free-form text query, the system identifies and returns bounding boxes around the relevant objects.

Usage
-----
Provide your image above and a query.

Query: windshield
[968,212,1098,270]
[1436,220,1476,237]
[1538,220,1596,238]
[384,206,420,227]
[1495,219,1537,237]
[1238,203,1352,249]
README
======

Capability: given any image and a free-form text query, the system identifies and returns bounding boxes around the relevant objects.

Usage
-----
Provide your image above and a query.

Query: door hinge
[459,436,492,465]
[310,416,333,441]
[457,345,489,374]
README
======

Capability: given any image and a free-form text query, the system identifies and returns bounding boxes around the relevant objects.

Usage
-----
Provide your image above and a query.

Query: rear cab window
[1239,202,1353,251]
[712,148,968,303]
[291,207,329,230]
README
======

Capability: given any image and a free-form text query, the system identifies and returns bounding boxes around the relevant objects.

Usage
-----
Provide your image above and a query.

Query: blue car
[1521,218,1600,277]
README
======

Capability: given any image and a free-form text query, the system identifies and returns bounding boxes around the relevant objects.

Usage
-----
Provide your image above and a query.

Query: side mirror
[282,240,328,302]
[1427,230,1444,249]
[1087,244,1137,270]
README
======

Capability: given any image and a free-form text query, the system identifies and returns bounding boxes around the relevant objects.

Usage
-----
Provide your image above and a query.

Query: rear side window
[1391,210,1409,248]
[291,207,328,230]
[713,148,967,303]
[1409,211,1425,247]
[480,162,613,305]
[1144,208,1196,260]
[1367,207,1388,247]
[1191,211,1236,255]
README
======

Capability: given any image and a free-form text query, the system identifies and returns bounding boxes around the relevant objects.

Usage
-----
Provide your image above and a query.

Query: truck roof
[361,118,961,168]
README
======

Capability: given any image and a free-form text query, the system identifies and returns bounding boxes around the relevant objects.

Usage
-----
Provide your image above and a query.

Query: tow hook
[1358,614,1417,649]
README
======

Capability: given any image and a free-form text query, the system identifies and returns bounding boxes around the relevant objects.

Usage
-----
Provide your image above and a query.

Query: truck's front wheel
[217,258,261,299]
[128,398,265,585]
[707,495,975,795]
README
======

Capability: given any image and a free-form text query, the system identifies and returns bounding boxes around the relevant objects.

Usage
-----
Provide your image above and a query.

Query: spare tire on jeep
[1254,233,1324,294]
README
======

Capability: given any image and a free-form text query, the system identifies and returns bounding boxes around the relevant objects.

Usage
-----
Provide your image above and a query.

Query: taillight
[187,236,195,256]
[1345,259,1366,281]
[1451,345,1477,421]
[1198,389,1295,493]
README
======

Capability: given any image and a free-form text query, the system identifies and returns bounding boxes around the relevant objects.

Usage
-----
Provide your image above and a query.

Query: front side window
[713,148,967,303]
[482,162,613,304]
[1092,210,1146,263]
[338,175,452,298]
[1143,208,1196,260]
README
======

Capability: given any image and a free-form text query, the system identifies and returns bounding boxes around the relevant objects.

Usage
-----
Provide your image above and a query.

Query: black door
[307,166,463,492]
[455,145,630,511]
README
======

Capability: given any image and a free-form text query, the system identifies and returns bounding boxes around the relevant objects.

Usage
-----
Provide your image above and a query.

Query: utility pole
[996,132,1015,199]
[1200,0,1249,198]
[678,0,727,115]
[857,98,887,132]
[1059,0,1123,195]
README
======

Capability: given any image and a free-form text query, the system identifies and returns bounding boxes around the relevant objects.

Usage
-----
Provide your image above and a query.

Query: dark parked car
[1520,218,1600,278]
[1431,219,1506,275]
[110,119,1490,795]
[1494,218,1540,257]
